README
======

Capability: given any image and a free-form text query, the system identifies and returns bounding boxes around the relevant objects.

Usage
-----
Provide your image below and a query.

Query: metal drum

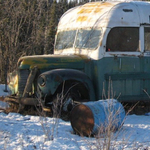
[70,99,125,136]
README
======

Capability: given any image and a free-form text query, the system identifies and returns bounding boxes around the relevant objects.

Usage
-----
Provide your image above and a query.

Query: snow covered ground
[0,84,150,150]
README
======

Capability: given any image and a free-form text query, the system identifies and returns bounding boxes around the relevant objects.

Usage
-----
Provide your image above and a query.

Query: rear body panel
[91,57,150,102]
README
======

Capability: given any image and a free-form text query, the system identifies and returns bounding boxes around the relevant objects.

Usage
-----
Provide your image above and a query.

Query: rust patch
[77,16,88,22]
[94,7,103,13]
[83,2,115,7]
[78,2,115,15]
[78,8,93,14]
[99,40,103,46]
[82,3,100,7]
[70,104,94,136]
[101,2,115,7]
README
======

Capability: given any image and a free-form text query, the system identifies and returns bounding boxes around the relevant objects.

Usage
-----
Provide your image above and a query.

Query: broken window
[144,27,150,51]
[55,29,101,50]
[75,29,101,49]
[55,30,76,50]
[106,27,139,52]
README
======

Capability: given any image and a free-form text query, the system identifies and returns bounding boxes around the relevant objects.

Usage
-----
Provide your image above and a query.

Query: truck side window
[55,30,76,50]
[144,27,150,51]
[75,29,101,49]
[106,27,139,52]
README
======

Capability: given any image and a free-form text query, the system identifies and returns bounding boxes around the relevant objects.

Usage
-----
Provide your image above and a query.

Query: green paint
[90,57,150,102]
[8,54,150,103]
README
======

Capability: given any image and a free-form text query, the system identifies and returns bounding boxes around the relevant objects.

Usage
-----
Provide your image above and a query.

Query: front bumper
[4,96,39,106]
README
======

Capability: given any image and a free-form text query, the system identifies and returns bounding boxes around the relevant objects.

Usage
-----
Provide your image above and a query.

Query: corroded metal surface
[58,1,150,30]
[71,99,125,136]
[17,55,88,70]
[70,104,94,136]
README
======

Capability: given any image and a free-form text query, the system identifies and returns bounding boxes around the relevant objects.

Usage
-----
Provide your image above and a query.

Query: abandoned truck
[5,1,150,114]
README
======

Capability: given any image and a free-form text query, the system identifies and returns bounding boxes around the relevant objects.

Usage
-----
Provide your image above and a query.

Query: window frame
[106,27,140,52]
[104,26,143,57]
[144,26,150,52]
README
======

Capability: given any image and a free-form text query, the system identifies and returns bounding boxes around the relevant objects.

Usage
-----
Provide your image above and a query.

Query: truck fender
[37,69,96,101]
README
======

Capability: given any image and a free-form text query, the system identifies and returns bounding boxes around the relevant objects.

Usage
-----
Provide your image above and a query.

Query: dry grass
[0,96,5,101]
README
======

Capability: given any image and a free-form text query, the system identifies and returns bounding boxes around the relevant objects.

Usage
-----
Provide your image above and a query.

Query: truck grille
[18,69,30,95]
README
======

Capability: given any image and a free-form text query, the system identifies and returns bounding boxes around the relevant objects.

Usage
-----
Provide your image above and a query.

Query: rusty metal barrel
[70,99,125,136]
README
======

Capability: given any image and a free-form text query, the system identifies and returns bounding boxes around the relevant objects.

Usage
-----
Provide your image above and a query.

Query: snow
[0,84,150,149]
[0,84,10,97]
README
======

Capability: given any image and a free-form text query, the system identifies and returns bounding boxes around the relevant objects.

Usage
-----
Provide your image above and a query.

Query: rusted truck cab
[5,1,150,113]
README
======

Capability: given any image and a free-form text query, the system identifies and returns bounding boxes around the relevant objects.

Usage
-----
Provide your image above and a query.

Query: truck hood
[18,54,90,70]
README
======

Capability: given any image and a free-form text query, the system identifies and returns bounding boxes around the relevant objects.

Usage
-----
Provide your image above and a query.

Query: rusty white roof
[58,1,150,30]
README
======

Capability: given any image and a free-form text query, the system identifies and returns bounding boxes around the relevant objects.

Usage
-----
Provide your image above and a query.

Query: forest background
[0,0,97,84]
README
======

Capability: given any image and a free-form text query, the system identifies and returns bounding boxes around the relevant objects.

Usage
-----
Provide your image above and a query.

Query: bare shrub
[84,79,139,150]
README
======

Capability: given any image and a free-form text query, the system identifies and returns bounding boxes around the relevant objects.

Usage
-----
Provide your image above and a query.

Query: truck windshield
[55,29,101,50]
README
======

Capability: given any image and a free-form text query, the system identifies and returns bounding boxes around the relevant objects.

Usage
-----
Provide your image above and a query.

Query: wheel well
[53,80,90,101]
[44,80,90,105]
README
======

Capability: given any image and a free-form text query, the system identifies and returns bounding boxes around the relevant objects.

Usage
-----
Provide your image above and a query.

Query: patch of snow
[0,101,9,110]
[0,84,9,97]
[0,84,150,149]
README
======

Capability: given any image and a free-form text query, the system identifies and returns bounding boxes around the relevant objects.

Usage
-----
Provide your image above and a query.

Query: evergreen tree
[47,0,58,54]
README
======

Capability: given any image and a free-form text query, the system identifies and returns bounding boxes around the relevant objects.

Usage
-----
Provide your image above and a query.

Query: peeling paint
[58,1,150,30]
[77,16,88,22]
[18,55,89,70]
[77,8,93,14]
[82,2,114,7]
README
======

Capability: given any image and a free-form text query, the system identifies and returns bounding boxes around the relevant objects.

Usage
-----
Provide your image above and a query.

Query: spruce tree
[48,0,58,54]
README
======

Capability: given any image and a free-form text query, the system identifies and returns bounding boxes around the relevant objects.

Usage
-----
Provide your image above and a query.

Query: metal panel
[70,99,125,136]
[18,69,29,95]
